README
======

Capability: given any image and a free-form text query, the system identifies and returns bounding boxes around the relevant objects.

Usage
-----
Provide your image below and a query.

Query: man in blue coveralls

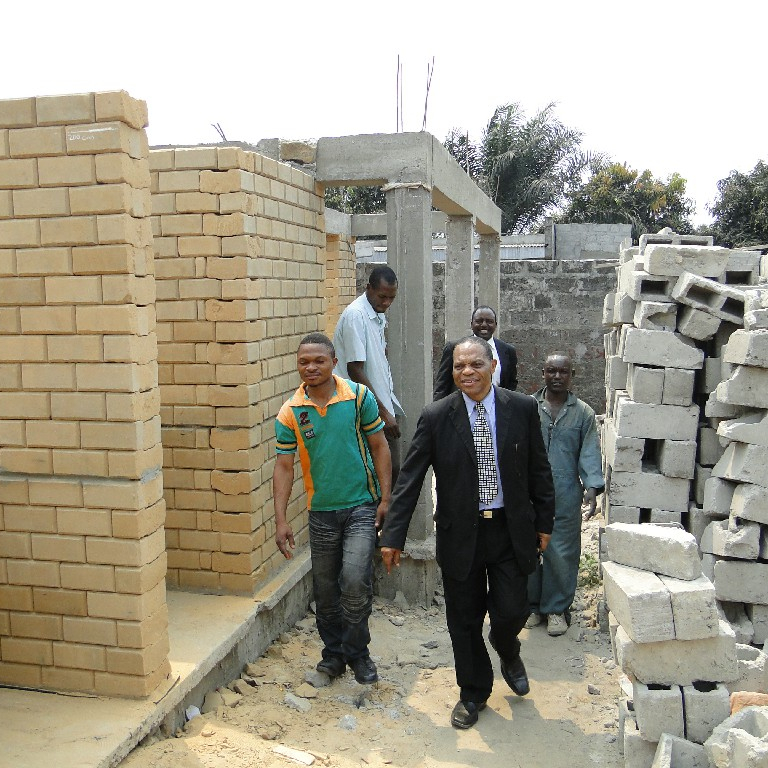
[527,352,604,637]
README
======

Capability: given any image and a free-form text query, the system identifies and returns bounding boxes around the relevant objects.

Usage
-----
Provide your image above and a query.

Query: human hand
[380,547,401,574]
[275,522,295,559]
[582,488,598,521]
[375,500,389,530]
[537,532,552,553]
[382,410,401,439]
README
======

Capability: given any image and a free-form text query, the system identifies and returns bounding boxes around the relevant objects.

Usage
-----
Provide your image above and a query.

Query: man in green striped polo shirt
[273,333,391,684]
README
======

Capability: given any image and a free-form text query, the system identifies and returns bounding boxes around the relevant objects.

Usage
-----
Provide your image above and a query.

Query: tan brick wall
[323,232,356,337]
[152,146,326,595]
[0,91,170,697]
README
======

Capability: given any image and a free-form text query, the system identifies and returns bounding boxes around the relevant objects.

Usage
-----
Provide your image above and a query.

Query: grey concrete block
[659,574,720,641]
[704,518,761,560]
[721,603,755,645]
[658,439,696,480]
[731,483,768,525]
[697,357,724,394]
[704,706,768,768]
[723,329,768,368]
[662,368,695,406]
[621,326,705,370]
[745,287,768,330]
[686,503,725,546]
[639,231,713,252]
[605,522,702,581]
[633,680,684,740]
[747,605,768,646]
[615,621,739,686]
[714,560,768,604]
[625,728,660,768]
[607,503,642,525]
[620,260,676,302]
[716,365,768,409]
[615,396,700,441]
[701,553,717,582]
[721,249,761,285]
[650,509,683,524]
[693,466,711,505]
[603,561,674,643]
[677,305,722,341]
[718,411,768,447]
[603,291,617,325]
[713,442,768,488]
[682,682,731,744]
[603,416,644,472]
[703,476,737,515]
[704,391,746,420]
[605,354,629,391]
[651,733,708,768]
[643,244,730,279]
[672,271,747,324]
[728,643,768,694]
[609,469,691,513]
[698,425,725,468]
[615,292,638,324]
[628,363,665,404]
[635,300,677,331]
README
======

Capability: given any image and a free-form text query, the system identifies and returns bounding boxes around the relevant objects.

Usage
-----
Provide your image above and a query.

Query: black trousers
[442,513,530,703]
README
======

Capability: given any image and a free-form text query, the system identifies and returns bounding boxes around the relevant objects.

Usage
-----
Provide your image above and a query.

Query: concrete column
[478,232,501,314]
[385,184,433,539]
[444,215,474,341]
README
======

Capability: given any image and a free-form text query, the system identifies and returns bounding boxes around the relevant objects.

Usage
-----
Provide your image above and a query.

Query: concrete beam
[349,211,448,238]
[316,132,501,235]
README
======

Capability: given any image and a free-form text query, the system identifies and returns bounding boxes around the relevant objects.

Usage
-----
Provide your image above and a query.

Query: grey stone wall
[553,223,631,260]
[356,259,617,414]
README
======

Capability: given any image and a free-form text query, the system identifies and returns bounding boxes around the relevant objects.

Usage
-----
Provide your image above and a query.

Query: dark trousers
[386,424,401,487]
[442,514,530,703]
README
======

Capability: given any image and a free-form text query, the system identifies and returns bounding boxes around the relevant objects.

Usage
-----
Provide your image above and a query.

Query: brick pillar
[152,147,325,595]
[0,91,170,697]
[324,232,356,337]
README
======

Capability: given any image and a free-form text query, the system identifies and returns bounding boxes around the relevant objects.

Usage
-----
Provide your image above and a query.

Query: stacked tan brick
[0,91,170,697]
[323,232,356,336]
[150,146,325,595]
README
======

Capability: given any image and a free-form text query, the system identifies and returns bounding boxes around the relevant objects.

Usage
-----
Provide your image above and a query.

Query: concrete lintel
[350,211,448,238]
[316,132,500,236]
[323,207,352,237]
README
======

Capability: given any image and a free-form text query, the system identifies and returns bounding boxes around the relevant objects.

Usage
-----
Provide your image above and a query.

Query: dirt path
[122,518,621,768]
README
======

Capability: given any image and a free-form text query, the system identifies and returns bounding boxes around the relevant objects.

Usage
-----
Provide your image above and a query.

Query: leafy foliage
[324,186,385,215]
[446,103,591,233]
[561,161,695,242]
[708,160,768,247]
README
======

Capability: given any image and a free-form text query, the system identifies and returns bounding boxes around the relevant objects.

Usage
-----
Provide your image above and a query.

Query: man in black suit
[433,306,518,400]
[380,336,555,729]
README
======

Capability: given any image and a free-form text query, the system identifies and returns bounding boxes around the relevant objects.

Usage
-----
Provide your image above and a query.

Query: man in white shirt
[333,266,403,482]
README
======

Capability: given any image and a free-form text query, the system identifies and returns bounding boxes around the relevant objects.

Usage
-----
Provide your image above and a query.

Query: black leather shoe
[503,654,530,696]
[451,700,487,729]
[316,655,346,678]
[489,632,530,696]
[348,655,378,684]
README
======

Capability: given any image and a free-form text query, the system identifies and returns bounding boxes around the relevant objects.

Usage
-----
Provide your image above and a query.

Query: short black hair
[368,265,398,289]
[298,332,335,357]
[471,305,497,323]
[455,335,493,362]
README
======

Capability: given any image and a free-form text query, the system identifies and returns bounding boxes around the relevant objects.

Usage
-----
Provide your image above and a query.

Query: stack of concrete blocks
[0,91,171,696]
[150,145,325,595]
[605,523,737,767]
[324,231,356,337]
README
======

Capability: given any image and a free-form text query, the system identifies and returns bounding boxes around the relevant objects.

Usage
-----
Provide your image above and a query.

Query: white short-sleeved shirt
[333,294,404,416]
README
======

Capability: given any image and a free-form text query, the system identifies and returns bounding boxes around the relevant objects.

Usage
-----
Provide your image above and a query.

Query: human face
[297,344,336,389]
[470,308,497,341]
[542,356,573,394]
[453,341,496,401]
[365,280,398,313]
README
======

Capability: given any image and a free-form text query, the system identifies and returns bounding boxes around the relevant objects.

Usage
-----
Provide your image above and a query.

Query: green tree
[324,186,385,215]
[446,103,590,233]
[709,160,768,247]
[561,162,695,242]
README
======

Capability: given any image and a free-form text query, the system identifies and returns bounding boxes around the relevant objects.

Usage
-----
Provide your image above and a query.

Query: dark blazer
[379,387,555,581]
[433,338,518,400]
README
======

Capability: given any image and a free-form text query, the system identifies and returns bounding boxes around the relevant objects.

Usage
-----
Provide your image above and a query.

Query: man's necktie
[472,402,498,504]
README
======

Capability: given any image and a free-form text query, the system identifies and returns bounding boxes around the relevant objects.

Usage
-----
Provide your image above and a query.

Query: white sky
[4,0,765,225]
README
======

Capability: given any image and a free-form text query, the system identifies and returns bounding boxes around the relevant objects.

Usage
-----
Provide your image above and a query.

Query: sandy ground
[121,518,622,768]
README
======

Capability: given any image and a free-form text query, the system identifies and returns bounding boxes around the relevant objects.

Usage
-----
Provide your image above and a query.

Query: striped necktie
[473,402,498,504]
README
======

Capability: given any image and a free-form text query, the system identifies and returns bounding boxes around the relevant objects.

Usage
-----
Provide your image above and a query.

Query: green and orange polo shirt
[275,375,384,511]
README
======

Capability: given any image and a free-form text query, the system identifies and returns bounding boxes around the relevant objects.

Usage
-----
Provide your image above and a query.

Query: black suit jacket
[379,387,555,582]
[433,338,518,400]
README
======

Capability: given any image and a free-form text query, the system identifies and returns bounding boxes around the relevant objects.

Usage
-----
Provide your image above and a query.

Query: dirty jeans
[310,503,377,663]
